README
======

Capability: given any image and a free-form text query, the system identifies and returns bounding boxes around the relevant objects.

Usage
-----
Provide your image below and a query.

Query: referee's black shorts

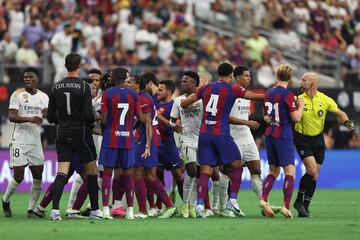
[56,125,97,164]
[294,131,325,165]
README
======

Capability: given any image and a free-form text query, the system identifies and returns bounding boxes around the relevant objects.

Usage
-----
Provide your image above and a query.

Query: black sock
[304,179,317,211]
[87,175,99,211]
[52,173,68,210]
[296,173,313,203]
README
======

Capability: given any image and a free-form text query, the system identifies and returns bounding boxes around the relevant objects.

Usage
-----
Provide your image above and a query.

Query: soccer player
[181,63,264,218]
[229,66,262,216]
[126,75,177,219]
[156,80,184,203]
[2,67,49,218]
[170,71,202,218]
[98,68,148,219]
[260,64,304,219]
[47,53,101,220]
[141,72,159,105]
[293,72,355,217]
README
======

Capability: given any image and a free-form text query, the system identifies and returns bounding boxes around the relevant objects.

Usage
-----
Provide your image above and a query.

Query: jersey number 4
[206,94,219,116]
[265,102,280,123]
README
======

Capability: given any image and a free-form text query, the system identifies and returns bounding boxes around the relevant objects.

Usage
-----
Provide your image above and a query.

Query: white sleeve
[229,102,237,118]
[9,92,20,110]
[43,93,49,109]
[170,97,180,119]
[50,32,59,46]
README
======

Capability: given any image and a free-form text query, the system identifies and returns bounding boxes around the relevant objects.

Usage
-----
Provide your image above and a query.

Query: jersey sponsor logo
[55,83,81,89]
[318,110,324,117]
[115,131,130,137]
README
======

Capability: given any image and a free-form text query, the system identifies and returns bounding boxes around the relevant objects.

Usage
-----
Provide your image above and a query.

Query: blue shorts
[158,140,182,170]
[134,142,158,169]
[265,136,295,167]
[98,147,135,169]
[198,134,241,167]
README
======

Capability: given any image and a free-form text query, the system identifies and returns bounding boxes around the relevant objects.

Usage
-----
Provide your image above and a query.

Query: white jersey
[9,88,49,146]
[230,97,255,145]
[170,94,203,149]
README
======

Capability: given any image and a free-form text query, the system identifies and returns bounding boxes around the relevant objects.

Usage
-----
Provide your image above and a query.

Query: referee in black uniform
[47,53,101,220]
[293,72,355,217]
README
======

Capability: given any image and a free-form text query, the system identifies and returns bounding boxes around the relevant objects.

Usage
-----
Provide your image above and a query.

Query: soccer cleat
[126,208,134,220]
[27,209,37,218]
[147,208,159,217]
[195,204,206,218]
[280,206,293,219]
[270,205,283,214]
[181,203,189,218]
[189,207,196,218]
[2,200,12,218]
[111,207,126,218]
[226,200,246,217]
[219,209,236,218]
[49,209,62,221]
[204,209,214,217]
[33,207,46,218]
[212,209,220,215]
[158,206,177,219]
[80,207,91,217]
[89,209,103,220]
[259,200,275,217]
[293,201,310,217]
[102,207,113,220]
[134,212,148,219]
[67,209,88,219]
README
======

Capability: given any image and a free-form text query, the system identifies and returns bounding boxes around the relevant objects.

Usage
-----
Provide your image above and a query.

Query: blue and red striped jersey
[196,80,246,136]
[135,91,161,147]
[264,85,297,140]
[101,86,140,149]
[157,100,175,142]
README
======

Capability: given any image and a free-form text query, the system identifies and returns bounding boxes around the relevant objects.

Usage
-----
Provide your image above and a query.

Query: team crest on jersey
[23,93,28,99]
[318,110,324,117]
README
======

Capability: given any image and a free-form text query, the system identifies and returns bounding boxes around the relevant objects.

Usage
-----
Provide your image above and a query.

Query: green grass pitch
[1,190,359,240]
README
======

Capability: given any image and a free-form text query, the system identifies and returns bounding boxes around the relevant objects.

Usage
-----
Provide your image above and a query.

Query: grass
[1,190,359,240]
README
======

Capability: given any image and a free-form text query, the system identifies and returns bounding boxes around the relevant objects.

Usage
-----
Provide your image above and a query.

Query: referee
[293,72,355,217]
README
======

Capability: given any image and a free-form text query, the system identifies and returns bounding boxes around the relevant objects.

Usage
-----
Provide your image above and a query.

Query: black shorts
[294,132,325,165]
[56,126,97,164]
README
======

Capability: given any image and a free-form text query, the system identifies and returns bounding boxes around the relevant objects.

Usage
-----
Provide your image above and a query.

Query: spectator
[310,0,327,36]
[8,1,25,44]
[0,31,18,63]
[82,15,102,50]
[22,16,43,49]
[246,30,269,63]
[15,39,39,65]
[116,15,138,52]
[272,22,301,52]
[157,31,174,64]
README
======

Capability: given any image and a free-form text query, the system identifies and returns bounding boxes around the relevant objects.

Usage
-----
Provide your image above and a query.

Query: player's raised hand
[141,146,151,159]
[247,120,260,130]
[30,116,43,125]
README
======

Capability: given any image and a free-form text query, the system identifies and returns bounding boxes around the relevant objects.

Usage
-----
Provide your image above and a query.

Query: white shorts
[237,142,260,163]
[10,143,44,168]
[181,146,198,165]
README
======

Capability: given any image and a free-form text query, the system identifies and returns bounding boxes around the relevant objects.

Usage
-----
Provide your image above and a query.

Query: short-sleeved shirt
[157,100,175,142]
[9,88,49,146]
[196,80,247,137]
[264,85,297,140]
[136,91,161,147]
[295,91,338,136]
[170,94,203,149]
[101,86,140,149]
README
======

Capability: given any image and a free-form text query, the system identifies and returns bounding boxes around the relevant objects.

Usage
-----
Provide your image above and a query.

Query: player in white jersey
[2,67,49,218]
[228,66,262,216]
[170,71,203,218]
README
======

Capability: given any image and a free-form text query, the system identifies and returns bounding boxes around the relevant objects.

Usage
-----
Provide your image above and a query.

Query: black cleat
[27,209,37,218]
[2,199,12,218]
[33,207,47,218]
[293,201,309,217]
[80,207,91,217]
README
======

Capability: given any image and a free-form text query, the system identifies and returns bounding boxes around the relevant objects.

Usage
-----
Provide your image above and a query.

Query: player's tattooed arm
[180,93,198,109]
[8,109,43,125]
[229,116,260,130]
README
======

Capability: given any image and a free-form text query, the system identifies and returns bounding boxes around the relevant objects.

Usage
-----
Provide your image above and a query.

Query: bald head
[301,72,319,92]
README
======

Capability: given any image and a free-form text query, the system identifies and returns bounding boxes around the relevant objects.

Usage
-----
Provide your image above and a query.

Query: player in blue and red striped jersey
[156,80,184,205]
[181,63,264,218]
[98,67,151,219]
[260,64,304,219]
[126,75,177,219]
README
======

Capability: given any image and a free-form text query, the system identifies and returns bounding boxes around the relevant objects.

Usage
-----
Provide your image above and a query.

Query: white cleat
[219,209,236,218]
[50,209,62,221]
[158,206,177,219]
[181,203,189,218]
[126,207,134,220]
[148,208,158,217]
[134,212,148,219]
[204,209,214,217]
[226,200,246,217]
[89,209,103,220]
[102,207,113,220]
[67,209,88,219]
[195,204,206,218]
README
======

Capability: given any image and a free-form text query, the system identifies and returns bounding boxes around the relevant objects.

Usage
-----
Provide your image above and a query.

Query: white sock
[28,179,42,210]
[190,179,197,208]
[67,174,83,209]
[3,178,20,202]
[113,194,127,209]
[212,181,220,210]
[183,175,195,204]
[251,175,263,200]
[219,174,230,211]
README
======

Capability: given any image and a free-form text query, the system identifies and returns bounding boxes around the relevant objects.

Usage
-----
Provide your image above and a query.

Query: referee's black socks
[87,175,99,211]
[296,173,316,206]
[52,173,68,210]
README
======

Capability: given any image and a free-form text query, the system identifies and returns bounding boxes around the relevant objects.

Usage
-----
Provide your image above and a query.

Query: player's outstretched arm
[242,91,264,102]
[180,93,198,109]
[229,116,260,130]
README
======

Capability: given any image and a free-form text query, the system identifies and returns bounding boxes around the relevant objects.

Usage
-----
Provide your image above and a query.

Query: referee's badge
[318,110,324,117]
[23,93,28,99]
